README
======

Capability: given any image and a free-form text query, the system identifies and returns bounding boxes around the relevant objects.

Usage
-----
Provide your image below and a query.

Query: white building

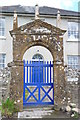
[0,5,79,69]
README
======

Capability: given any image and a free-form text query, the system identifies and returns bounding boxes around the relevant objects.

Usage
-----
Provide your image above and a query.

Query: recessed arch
[23,45,53,62]
[22,41,54,62]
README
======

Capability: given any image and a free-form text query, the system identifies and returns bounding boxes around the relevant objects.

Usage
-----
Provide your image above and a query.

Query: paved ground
[18,107,70,119]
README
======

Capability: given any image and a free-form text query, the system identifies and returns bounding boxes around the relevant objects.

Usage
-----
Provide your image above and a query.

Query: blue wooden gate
[23,60,54,106]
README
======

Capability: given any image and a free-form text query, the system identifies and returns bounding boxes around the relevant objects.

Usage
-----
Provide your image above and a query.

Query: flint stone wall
[0,67,11,104]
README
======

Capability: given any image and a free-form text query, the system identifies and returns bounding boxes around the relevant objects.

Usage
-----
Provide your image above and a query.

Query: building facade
[0,5,79,70]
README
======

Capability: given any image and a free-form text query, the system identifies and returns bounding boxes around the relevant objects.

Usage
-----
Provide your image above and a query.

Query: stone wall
[0,67,11,104]
[66,81,78,107]
[0,66,79,109]
[65,67,79,107]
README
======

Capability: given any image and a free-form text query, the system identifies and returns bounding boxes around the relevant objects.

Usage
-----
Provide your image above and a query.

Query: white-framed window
[0,18,5,37]
[32,54,43,61]
[68,55,80,69]
[0,54,6,69]
[68,22,78,40]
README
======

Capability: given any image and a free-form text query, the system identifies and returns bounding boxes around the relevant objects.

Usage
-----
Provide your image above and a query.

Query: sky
[0,0,80,11]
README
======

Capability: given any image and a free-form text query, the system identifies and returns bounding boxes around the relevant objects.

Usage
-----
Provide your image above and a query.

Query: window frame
[67,55,80,69]
[67,22,79,41]
[0,54,6,69]
[0,17,5,38]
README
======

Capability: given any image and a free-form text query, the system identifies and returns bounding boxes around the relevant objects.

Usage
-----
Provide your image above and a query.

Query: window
[32,54,43,61]
[68,22,78,39]
[0,54,6,69]
[68,55,80,69]
[0,18,5,37]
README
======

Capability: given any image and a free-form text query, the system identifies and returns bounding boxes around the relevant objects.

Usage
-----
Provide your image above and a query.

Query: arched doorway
[9,19,66,110]
[23,46,54,105]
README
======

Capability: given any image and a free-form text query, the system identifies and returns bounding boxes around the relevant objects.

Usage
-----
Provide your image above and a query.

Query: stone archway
[9,19,66,111]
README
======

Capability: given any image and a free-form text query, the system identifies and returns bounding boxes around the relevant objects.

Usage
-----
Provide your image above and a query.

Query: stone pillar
[8,61,23,111]
[53,37,66,108]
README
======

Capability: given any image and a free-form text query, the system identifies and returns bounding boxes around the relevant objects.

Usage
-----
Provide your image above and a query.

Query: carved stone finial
[13,11,18,29]
[56,10,61,28]
[35,4,39,19]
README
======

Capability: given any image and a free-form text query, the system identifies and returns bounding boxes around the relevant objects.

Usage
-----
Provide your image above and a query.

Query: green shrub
[1,98,18,118]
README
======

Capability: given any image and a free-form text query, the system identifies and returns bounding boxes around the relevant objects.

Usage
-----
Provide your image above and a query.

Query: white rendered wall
[0,14,79,67]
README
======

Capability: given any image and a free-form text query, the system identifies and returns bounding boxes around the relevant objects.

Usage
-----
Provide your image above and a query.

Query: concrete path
[18,107,70,119]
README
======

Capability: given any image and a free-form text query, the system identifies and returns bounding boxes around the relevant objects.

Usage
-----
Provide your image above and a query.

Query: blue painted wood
[27,61,28,83]
[41,85,53,102]
[23,102,54,106]
[25,86,38,102]
[47,61,49,83]
[23,60,54,106]
[23,60,25,102]
[25,83,53,86]
[38,61,40,83]
[42,62,43,83]
[35,62,37,83]
[44,61,46,83]
[53,61,54,104]
[29,61,31,83]
[24,63,53,67]
[50,61,51,83]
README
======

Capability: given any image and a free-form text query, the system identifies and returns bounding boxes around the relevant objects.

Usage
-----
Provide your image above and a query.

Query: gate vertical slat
[35,62,37,83]
[47,61,49,83]
[32,61,34,83]
[30,61,31,83]
[38,61,40,83]
[42,62,43,83]
[32,66,34,83]
[50,61,51,83]
[23,60,25,102]
[27,61,28,83]
[44,61,46,83]
[53,61,54,104]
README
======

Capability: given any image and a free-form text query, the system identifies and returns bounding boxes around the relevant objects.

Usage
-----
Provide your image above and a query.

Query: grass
[1,98,19,118]
[0,105,2,110]
[73,112,79,118]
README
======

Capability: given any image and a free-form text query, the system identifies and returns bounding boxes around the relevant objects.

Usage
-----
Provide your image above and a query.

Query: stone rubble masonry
[0,68,10,104]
